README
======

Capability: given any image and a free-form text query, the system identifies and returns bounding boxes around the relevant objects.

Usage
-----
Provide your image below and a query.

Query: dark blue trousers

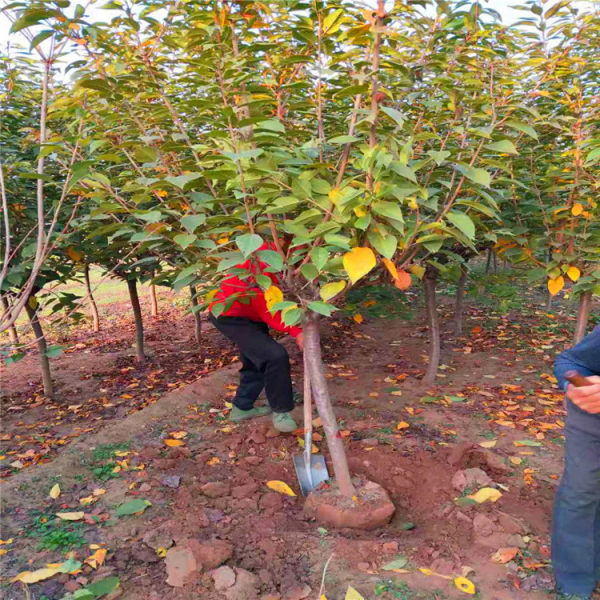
[552,399,600,596]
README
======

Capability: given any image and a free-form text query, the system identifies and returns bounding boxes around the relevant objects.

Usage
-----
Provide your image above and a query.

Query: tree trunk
[1,296,19,345]
[150,283,158,318]
[126,278,145,364]
[423,267,440,385]
[574,291,593,344]
[303,311,355,497]
[189,285,202,345]
[454,267,467,337]
[546,291,553,311]
[24,296,53,397]
[492,250,498,273]
[485,248,493,274]
[84,264,100,332]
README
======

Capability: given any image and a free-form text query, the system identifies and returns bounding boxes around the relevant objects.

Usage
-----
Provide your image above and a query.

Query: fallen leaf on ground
[56,512,85,521]
[164,439,184,447]
[454,576,476,594]
[169,430,187,439]
[49,484,60,499]
[467,487,502,503]
[345,586,365,600]
[491,547,519,564]
[266,480,296,497]
[479,440,497,448]
[514,440,542,447]
[396,421,410,430]
[114,499,151,517]
[85,548,107,569]
[14,567,61,584]
[381,556,408,570]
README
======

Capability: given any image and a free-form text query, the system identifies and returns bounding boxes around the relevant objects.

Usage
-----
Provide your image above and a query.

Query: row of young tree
[1,0,599,496]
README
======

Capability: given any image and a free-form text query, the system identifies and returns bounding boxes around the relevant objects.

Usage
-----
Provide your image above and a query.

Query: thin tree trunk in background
[84,264,100,332]
[1,296,19,345]
[189,285,202,345]
[24,296,53,397]
[126,278,145,364]
[424,268,440,385]
[574,291,592,344]
[454,267,467,337]
[303,312,355,497]
[485,248,493,274]
[545,248,553,310]
[492,250,498,273]
[150,283,158,318]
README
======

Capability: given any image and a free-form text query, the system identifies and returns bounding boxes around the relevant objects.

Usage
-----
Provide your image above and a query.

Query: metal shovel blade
[293,453,329,496]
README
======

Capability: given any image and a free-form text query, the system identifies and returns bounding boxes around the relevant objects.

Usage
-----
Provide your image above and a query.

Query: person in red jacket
[210,242,301,433]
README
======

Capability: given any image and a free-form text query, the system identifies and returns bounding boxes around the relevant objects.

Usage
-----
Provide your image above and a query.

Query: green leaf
[368,231,397,259]
[257,249,283,271]
[381,556,408,571]
[30,29,54,50]
[301,263,319,282]
[322,8,344,34]
[506,119,538,140]
[515,440,542,447]
[85,576,120,597]
[173,233,197,249]
[256,274,273,290]
[282,308,303,326]
[380,106,405,127]
[372,201,404,222]
[164,173,203,190]
[181,214,206,233]
[320,280,346,302]
[446,211,476,240]
[114,499,151,517]
[328,135,360,144]
[11,9,55,33]
[485,140,519,155]
[5,352,26,365]
[256,119,285,133]
[44,345,64,359]
[235,234,264,257]
[391,163,418,183]
[308,301,337,316]
[456,165,491,188]
[310,247,329,271]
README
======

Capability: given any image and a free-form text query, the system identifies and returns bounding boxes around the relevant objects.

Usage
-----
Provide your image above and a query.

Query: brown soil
[1,293,595,600]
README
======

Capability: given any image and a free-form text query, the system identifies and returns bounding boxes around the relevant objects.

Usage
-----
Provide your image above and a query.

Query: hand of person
[295,332,304,351]
[567,375,600,414]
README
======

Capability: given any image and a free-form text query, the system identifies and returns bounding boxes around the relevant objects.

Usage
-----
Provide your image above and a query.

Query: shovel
[293,350,330,496]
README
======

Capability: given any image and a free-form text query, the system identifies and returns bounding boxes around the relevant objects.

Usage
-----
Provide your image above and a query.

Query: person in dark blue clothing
[553,325,600,600]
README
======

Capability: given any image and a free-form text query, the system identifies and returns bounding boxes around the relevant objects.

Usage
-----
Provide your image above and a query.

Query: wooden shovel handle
[303,349,312,437]
[565,370,595,387]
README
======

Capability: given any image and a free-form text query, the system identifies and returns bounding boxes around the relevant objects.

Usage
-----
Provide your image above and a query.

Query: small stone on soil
[212,565,236,590]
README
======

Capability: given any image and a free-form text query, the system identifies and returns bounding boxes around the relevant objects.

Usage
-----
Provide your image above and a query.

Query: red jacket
[211,242,302,337]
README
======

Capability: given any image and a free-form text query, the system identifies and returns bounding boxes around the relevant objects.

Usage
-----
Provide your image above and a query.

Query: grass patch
[26,511,87,552]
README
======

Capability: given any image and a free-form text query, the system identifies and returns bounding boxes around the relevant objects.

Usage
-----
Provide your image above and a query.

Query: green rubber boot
[272,412,298,433]
[230,405,272,423]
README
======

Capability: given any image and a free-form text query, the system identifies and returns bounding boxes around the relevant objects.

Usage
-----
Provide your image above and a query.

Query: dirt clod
[224,568,259,600]
[165,547,198,587]
[202,481,231,498]
[188,538,233,570]
[212,565,236,590]
[304,480,395,530]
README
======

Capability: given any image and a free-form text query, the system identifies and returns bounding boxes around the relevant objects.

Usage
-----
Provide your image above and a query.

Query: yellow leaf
[156,547,168,557]
[390,390,402,396]
[66,246,84,262]
[79,495,97,506]
[85,548,107,569]
[114,451,130,457]
[92,488,106,496]
[266,480,296,497]
[320,596,328,600]
[0,549,7,556]
[571,202,583,216]
[491,547,519,564]
[0,539,14,545]
[297,437,318,454]
[329,188,341,204]
[320,280,346,302]
[264,285,283,311]
[394,269,412,290]
[566,266,580,282]
[345,586,365,600]
[353,205,367,217]
[419,567,434,576]
[169,431,187,439]
[206,289,218,302]
[548,276,564,296]
[453,576,476,595]
[396,421,410,430]
[353,313,364,324]
[510,457,522,465]
[14,567,61,584]
[164,439,184,447]
[408,264,425,279]
[56,512,85,521]
[382,258,398,279]
[343,247,376,284]
[479,440,497,449]
[49,483,61,499]
[207,457,221,465]
[217,236,229,244]
[468,487,502,503]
